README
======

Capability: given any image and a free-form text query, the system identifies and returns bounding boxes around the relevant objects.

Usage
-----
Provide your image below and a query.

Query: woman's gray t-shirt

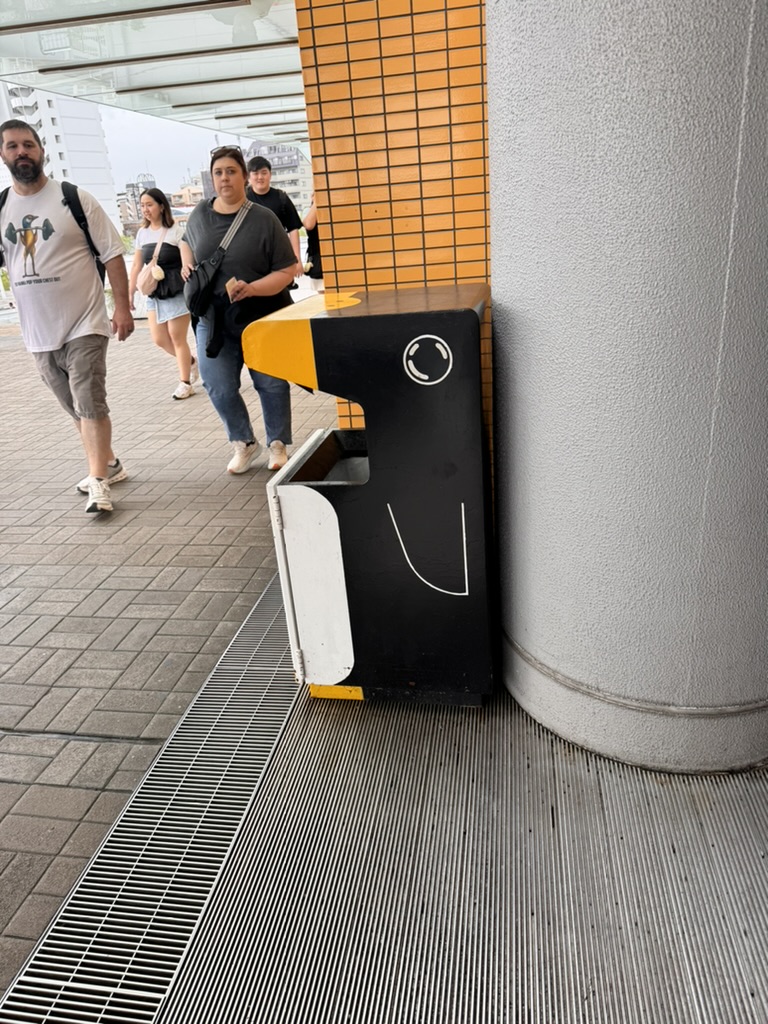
[182,199,296,306]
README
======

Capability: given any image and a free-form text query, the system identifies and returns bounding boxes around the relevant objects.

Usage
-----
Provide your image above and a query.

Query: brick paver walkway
[0,314,336,993]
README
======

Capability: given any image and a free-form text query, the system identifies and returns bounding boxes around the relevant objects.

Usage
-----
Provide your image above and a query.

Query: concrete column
[487,1,768,771]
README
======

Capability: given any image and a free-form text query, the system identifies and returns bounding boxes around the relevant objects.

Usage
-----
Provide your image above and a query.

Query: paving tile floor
[0,311,336,994]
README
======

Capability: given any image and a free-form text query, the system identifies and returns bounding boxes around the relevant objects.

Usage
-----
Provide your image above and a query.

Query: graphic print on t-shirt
[4,212,55,276]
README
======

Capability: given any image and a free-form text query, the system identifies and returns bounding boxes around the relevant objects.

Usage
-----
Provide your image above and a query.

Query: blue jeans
[195,315,292,446]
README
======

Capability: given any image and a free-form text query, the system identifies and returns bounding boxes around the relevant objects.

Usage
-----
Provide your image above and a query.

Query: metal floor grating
[4,575,768,1023]
[0,575,299,1024]
[157,690,768,1024]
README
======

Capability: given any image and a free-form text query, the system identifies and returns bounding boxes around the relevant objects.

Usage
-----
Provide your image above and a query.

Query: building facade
[0,83,122,232]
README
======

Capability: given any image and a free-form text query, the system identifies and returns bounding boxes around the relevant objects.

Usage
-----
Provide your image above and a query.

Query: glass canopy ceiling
[0,0,307,143]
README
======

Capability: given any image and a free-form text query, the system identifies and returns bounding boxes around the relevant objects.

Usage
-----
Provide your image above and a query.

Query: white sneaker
[189,358,200,386]
[173,381,195,400]
[227,440,261,474]
[267,440,288,471]
[85,477,112,514]
[76,459,127,494]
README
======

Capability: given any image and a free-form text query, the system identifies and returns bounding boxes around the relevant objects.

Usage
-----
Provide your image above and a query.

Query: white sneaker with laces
[173,381,195,400]
[227,440,261,474]
[77,459,127,494]
[189,358,200,386]
[267,440,288,471]
[85,477,112,514]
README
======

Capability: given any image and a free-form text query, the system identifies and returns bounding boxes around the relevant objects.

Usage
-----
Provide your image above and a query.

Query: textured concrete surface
[0,308,336,994]
[488,1,768,769]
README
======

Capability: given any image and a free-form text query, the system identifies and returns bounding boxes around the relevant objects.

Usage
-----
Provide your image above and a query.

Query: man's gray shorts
[33,334,110,421]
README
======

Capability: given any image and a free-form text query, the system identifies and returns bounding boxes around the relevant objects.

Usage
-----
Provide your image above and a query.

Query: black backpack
[0,180,106,283]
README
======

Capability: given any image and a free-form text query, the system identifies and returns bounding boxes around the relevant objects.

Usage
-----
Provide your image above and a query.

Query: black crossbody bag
[183,201,251,318]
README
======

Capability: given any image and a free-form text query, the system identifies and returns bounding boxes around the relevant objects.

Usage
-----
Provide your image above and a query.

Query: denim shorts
[34,334,109,421]
[146,292,189,324]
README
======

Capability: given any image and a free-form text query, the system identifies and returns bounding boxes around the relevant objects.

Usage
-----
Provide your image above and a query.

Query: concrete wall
[487,1,768,771]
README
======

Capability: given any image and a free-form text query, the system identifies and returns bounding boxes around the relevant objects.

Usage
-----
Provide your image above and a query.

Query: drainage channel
[0,574,298,1024]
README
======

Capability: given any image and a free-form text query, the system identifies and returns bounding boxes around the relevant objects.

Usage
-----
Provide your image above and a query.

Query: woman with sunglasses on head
[129,188,198,400]
[180,146,297,474]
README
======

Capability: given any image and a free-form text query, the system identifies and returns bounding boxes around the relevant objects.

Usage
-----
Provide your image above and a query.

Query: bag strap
[61,181,106,284]
[148,228,168,265]
[219,200,252,251]
[206,200,252,270]
[0,187,7,269]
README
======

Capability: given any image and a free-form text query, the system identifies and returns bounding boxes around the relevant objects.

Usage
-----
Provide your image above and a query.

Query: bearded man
[0,119,133,514]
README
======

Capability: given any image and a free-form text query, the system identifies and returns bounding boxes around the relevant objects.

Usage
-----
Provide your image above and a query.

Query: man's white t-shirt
[0,179,125,352]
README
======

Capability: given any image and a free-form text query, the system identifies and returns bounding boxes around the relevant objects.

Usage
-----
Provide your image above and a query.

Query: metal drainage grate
[0,574,299,1024]
[157,692,768,1024]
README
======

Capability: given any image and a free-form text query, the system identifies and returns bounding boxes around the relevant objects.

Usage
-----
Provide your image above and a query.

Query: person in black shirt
[246,156,301,287]
[302,192,324,292]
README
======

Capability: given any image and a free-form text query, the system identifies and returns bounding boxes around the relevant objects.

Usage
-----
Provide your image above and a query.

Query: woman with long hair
[129,187,198,400]
[180,146,297,474]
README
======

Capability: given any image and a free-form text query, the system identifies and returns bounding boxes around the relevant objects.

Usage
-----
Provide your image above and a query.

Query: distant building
[121,175,168,234]
[171,183,203,207]
[123,184,142,222]
[244,142,313,212]
[0,84,122,232]
[125,173,157,218]
[200,169,215,200]
[170,208,195,228]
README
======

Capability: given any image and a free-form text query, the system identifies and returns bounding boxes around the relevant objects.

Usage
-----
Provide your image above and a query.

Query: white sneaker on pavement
[172,381,195,400]
[76,459,127,494]
[227,440,262,474]
[267,440,288,471]
[189,358,200,386]
[85,477,112,514]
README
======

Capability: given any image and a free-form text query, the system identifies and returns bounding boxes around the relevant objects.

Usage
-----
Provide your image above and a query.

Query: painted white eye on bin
[403,334,454,386]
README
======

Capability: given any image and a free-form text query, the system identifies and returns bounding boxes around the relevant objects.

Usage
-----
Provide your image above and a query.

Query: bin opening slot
[291,428,369,484]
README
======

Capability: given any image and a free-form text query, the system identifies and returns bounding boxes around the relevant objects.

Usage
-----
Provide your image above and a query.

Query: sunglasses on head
[210,145,244,158]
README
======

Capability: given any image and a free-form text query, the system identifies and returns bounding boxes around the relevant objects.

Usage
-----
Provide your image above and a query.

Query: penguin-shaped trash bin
[243,283,495,706]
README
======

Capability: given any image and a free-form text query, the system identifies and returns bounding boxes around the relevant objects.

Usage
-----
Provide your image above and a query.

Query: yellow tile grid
[359,167,392,186]
[314,24,347,46]
[296,0,490,433]
[414,30,448,52]
[448,45,484,68]
[381,34,416,57]
[315,42,351,64]
[346,3,378,21]
[414,49,449,72]
[353,95,386,116]
[380,16,414,38]
[347,20,380,41]
[309,4,345,27]
[383,0,413,16]
[348,38,382,61]
[447,7,482,28]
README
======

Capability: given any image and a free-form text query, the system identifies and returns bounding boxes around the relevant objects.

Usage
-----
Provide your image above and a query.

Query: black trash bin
[245,283,494,705]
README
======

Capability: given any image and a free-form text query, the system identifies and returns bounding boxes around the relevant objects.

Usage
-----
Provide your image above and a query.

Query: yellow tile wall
[295,0,492,439]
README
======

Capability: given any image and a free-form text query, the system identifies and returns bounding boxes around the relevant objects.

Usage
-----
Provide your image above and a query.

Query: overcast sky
[99,104,247,193]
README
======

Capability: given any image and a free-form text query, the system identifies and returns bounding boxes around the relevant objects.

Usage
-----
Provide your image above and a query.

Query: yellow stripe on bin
[242,316,318,390]
[308,684,364,701]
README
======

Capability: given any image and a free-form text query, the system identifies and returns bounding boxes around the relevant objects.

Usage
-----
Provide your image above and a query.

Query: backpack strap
[61,180,106,283]
[0,187,8,269]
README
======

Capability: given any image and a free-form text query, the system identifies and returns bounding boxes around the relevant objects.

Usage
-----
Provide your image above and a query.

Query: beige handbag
[137,229,168,296]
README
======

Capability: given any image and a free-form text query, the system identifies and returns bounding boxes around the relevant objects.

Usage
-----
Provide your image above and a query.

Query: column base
[504,637,768,774]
